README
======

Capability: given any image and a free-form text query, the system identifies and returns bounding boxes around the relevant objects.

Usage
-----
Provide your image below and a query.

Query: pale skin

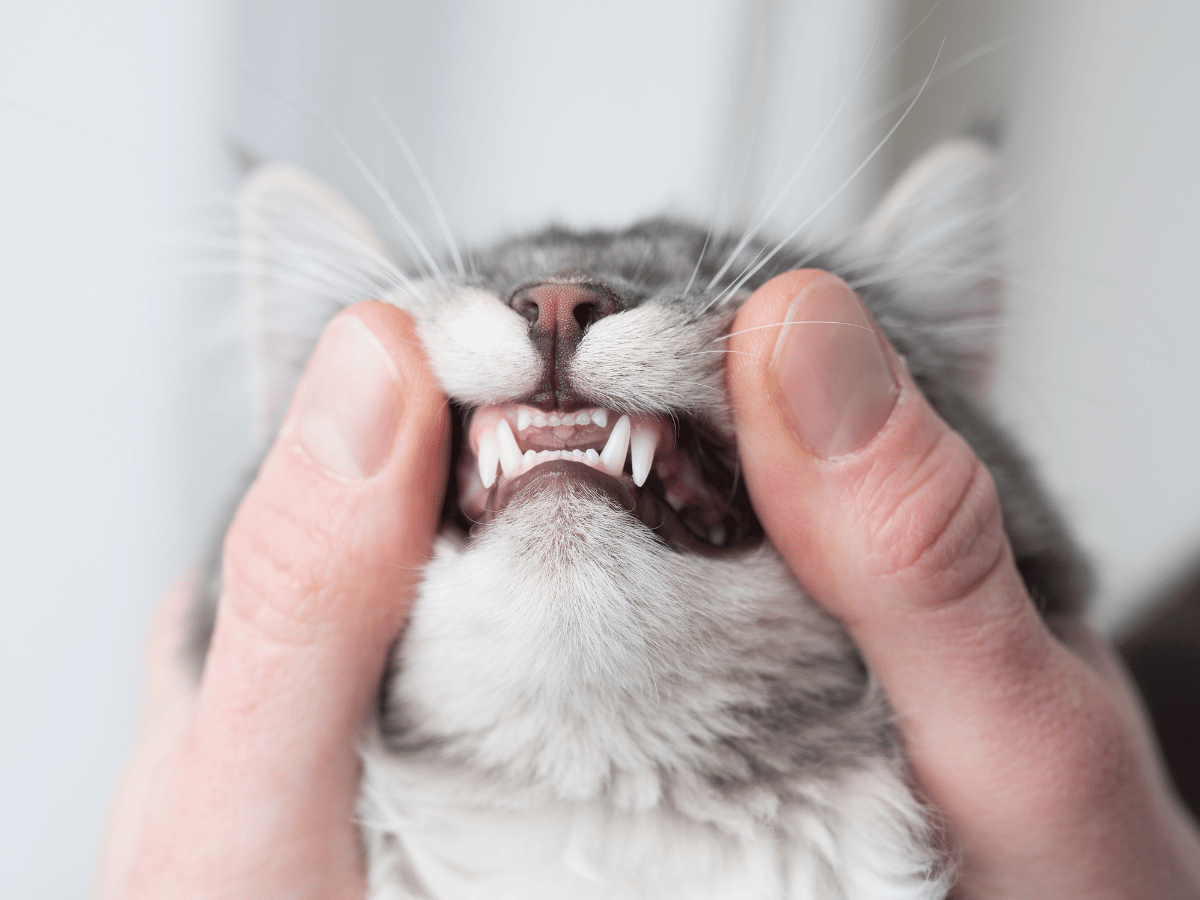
[97,278,1200,899]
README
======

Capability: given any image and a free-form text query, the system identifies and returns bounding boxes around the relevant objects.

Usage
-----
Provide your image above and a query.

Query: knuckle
[864,429,1009,605]
[218,482,352,649]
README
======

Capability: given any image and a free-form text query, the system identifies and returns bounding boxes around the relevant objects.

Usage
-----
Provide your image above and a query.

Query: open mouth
[447,404,763,553]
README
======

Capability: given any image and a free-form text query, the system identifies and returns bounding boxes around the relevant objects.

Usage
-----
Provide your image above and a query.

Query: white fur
[569,302,734,432]
[361,751,949,900]
[356,486,948,899]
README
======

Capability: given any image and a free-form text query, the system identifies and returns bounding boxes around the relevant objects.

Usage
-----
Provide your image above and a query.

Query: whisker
[717,320,877,343]
[683,225,714,299]
[229,62,442,284]
[714,38,948,311]
[705,10,885,294]
[320,121,446,285]
[370,90,466,278]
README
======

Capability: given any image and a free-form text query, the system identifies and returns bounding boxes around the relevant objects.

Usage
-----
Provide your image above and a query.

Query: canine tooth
[575,411,591,426]
[496,419,522,476]
[533,413,547,427]
[585,448,600,464]
[630,423,659,487]
[517,408,532,432]
[600,414,631,476]
[591,409,608,428]
[477,430,499,489]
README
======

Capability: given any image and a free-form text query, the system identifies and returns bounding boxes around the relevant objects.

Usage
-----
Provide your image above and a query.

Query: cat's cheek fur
[567,303,735,430]
[387,283,544,407]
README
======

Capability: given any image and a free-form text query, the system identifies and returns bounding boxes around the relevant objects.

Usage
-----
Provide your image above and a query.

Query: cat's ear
[848,139,1001,399]
[239,162,394,450]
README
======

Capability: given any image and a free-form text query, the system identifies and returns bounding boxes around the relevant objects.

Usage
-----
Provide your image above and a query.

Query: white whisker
[705,11,885,294]
[371,92,466,279]
[714,38,947,311]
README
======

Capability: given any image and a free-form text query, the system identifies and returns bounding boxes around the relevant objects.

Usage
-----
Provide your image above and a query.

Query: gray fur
[192,142,1090,899]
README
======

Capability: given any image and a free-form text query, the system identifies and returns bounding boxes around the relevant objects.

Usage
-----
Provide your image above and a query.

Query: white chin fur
[360,750,951,900]
[361,484,949,899]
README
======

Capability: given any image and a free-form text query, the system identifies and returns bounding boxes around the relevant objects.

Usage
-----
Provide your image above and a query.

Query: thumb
[138,301,448,896]
[726,271,1125,885]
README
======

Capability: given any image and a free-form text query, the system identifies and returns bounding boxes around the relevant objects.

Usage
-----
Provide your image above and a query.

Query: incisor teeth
[496,419,522,475]
[629,423,659,487]
[600,414,631,476]
[477,429,499,489]
[516,408,532,432]
[591,409,608,428]
[575,411,591,426]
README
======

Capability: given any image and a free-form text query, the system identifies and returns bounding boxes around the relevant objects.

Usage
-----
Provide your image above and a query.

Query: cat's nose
[510,282,619,359]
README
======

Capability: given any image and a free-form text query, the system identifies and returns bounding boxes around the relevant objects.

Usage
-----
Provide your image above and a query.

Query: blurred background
[3,1,1199,895]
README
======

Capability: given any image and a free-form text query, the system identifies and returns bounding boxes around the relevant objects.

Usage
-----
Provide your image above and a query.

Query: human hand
[726,270,1200,899]
[96,302,448,900]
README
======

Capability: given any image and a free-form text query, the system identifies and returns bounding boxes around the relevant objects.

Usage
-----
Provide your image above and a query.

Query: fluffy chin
[425,479,698,675]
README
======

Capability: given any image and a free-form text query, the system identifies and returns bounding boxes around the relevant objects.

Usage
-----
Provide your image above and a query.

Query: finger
[95,576,197,900]
[725,271,1164,893]
[136,301,448,896]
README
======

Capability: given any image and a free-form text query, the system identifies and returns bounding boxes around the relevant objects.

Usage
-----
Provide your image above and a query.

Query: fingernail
[294,316,402,478]
[768,274,898,458]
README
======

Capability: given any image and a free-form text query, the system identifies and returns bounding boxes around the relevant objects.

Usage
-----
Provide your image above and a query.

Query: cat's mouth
[447,404,762,553]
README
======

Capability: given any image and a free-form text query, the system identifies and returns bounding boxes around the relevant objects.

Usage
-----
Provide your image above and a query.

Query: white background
[3,1,1199,895]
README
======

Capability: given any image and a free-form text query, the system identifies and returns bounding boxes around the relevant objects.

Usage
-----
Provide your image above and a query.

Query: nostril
[512,295,540,326]
[574,300,614,332]
[509,280,623,407]
[510,282,621,339]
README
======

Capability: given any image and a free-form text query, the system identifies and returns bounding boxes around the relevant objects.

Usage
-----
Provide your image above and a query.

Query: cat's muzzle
[454,403,762,552]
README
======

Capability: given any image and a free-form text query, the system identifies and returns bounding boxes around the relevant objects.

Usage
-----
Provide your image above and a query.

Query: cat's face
[409,223,775,558]
[227,141,1087,796]
[236,142,1085,630]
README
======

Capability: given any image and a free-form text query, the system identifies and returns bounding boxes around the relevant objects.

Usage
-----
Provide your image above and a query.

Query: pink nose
[510,282,619,358]
[510,280,621,409]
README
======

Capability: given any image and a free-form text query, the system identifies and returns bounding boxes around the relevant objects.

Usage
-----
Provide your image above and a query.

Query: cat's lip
[456,404,743,548]
[484,459,720,553]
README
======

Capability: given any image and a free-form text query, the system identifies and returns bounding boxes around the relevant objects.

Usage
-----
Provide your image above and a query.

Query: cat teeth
[600,414,631,476]
[507,447,600,477]
[477,429,499,488]
[495,419,522,476]
[629,422,659,487]
[475,408,661,487]
[514,407,608,433]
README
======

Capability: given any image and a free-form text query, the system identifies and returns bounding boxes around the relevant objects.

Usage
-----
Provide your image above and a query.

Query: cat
[191,139,1090,899]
